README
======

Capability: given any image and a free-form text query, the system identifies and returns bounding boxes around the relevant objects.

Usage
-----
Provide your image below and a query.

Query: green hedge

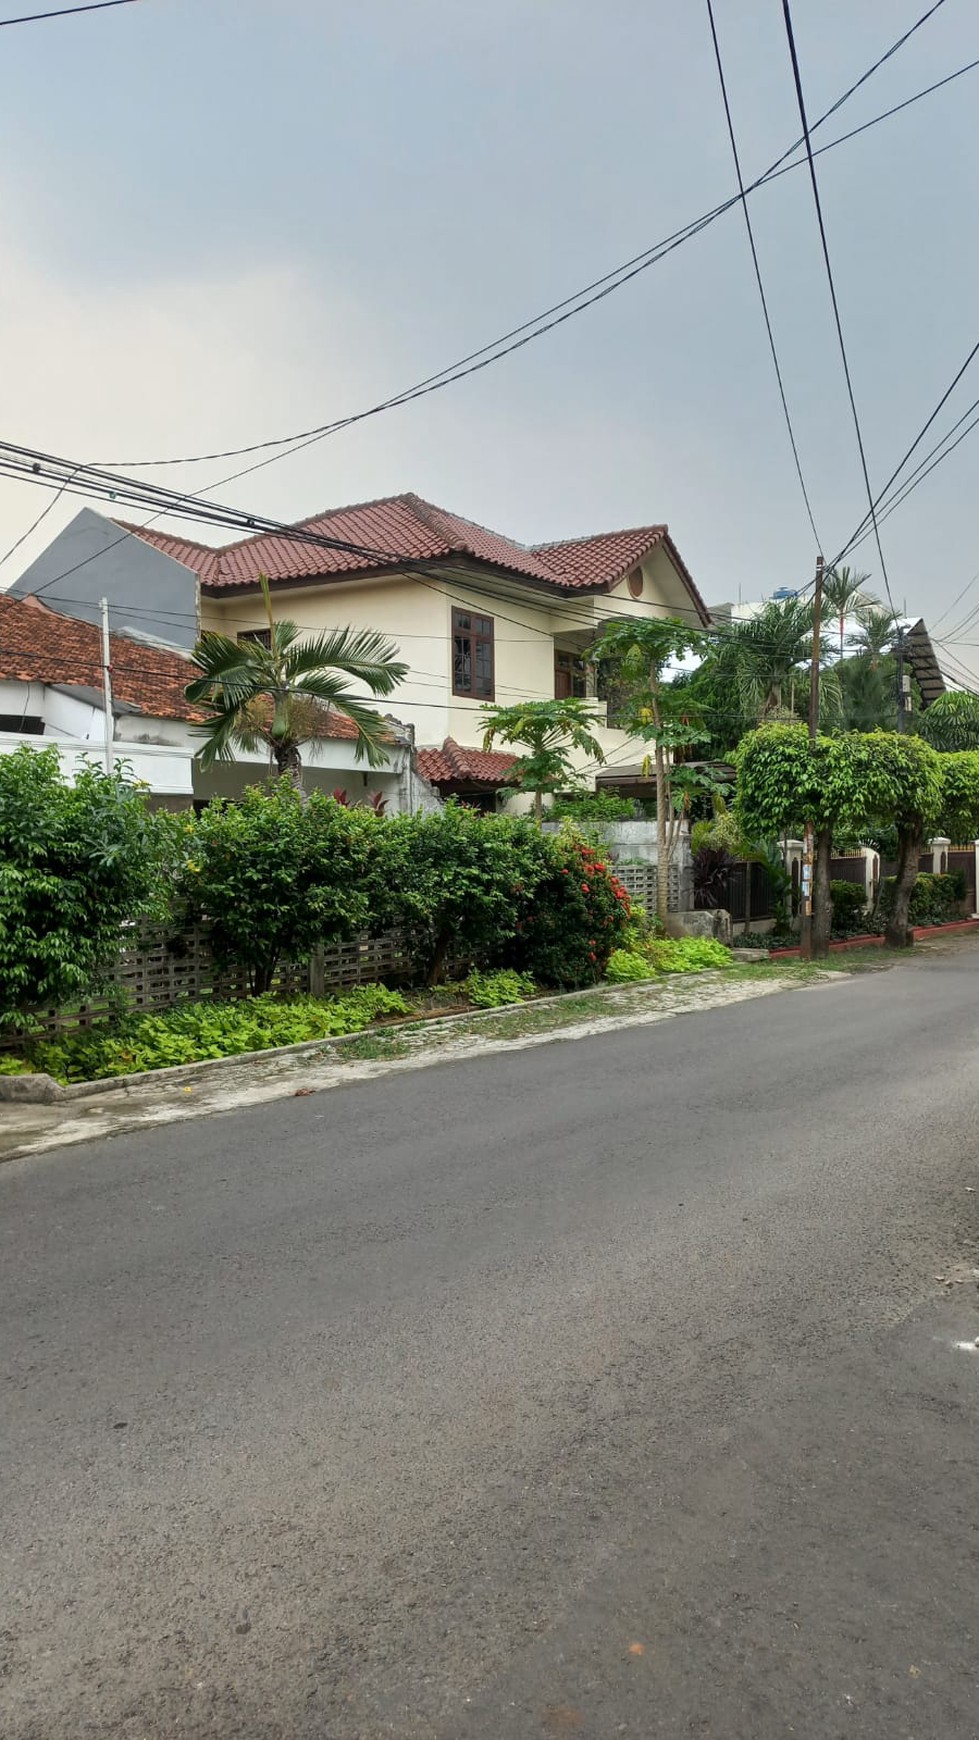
[878,870,966,930]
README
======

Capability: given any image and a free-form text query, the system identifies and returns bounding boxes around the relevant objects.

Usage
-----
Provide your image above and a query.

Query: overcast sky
[1,0,977,676]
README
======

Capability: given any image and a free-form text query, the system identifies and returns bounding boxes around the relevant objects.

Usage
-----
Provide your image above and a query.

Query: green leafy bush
[547,791,638,823]
[176,785,382,993]
[830,879,867,936]
[512,833,632,987]
[731,931,776,950]
[605,949,656,982]
[0,746,169,1031]
[462,969,537,1008]
[376,804,551,984]
[29,987,410,1083]
[878,871,964,929]
[0,1053,33,1075]
[647,937,732,973]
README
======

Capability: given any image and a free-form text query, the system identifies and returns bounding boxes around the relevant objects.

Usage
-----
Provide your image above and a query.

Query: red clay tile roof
[416,737,517,786]
[0,592,203,722]
[0,593,375,742]
[114,494,708,619]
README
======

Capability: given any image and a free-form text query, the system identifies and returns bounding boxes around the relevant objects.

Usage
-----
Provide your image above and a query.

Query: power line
[0,0,139,26]
[705,0,821,548]
[830,335,979,565]
[96,0,957,478]
[780,0,896,617]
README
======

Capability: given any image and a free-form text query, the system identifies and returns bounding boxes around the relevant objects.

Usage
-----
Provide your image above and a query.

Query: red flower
[588,951,596,962]
[581,883,590,893]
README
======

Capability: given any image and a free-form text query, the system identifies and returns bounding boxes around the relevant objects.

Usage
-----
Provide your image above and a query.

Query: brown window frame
[237,627,272,650]
[554,649,588,700]
[452,608,495,700]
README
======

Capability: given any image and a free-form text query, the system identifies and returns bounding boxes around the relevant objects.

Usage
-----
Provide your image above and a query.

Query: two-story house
[9,492,710,805]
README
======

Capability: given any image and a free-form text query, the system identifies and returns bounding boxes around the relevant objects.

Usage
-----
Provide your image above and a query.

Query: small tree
[480,698,606,823]
[938,750,979,845]
[591,618,709,923]
[839,732,943,950]
[734,725,837,954]
[0,746,165,1028]
[177,783,381,992]
[186,578,408,786]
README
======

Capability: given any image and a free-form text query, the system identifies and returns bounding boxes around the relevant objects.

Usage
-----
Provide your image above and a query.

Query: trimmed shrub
[830,879,867,937]
[605,949,655,982]
[513,833,632,987]
[0,746,168,1030]
[879,870,965,929]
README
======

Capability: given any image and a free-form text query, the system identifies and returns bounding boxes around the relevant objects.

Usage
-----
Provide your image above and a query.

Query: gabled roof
[416,737,518,786]
[114,493,709,619]
[0,592,203,722]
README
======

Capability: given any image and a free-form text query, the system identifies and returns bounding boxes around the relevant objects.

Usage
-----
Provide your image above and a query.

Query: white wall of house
[203,544,701,787]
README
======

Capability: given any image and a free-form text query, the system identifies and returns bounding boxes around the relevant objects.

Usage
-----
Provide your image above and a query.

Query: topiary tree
[734,725,836,954]
[176,782,382,992]
[834,732,943,949]
[480,698,606,823]
[0,746,166,1029]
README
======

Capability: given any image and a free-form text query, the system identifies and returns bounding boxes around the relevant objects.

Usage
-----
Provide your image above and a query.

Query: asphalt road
[3,954,979,1740]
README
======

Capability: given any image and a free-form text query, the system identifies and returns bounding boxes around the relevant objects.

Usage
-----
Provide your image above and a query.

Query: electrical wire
[0,0,139,25]
[705,0,821,549]
[780,0,896,617]
[98,0,956,477]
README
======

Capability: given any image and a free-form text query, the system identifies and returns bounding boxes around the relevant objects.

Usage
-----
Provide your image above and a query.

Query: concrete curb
[0,983,649,1103]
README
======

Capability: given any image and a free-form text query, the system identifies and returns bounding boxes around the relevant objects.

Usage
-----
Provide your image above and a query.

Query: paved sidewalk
[0,969,804,1164]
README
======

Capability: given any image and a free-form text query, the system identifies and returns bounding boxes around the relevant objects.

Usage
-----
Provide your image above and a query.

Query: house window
[237,628,272,649]
[554,650,588,700]
[0,714,44,734]
[452,609,494,700]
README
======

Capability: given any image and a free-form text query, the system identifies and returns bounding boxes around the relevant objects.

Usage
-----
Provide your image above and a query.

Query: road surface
[3,952,979,1738]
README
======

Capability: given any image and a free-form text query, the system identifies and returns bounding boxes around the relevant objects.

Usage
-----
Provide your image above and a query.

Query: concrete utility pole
[100,597,114,776]
[800,554,824,960]
[894,625,911,732]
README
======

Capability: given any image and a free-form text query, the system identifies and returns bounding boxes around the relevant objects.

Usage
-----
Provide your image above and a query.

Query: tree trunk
[273,740,304,791]
[885,825,921,950]
[654,741,670,926]
[811,826,833,958]
[534,788,544,826]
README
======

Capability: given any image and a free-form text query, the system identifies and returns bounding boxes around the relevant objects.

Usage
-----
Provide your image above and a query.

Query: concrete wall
[10,509,199,651]
[0,731,193,795]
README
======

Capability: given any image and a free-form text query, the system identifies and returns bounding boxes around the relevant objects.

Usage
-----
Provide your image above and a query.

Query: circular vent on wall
[627,567,643,598]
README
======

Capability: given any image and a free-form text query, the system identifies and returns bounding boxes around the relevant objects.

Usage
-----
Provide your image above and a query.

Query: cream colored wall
[202,548,705,787]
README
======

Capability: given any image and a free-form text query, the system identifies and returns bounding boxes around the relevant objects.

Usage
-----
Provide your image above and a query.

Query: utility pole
[800,554,824,959]
[894,625,910,732]
[99,597,114,775]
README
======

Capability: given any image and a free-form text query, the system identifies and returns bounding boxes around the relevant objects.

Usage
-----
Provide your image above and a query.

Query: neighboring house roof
[0,593,203,722]
[0,593,376,743]
[904,618,945,710]
[114,493,710,620]
[416,737,518,786]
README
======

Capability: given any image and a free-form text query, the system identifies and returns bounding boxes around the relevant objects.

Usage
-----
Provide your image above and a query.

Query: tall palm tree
[823,566,874,659]
[186,579,408,785]
[721,597,822,723]
[847,605,899,671]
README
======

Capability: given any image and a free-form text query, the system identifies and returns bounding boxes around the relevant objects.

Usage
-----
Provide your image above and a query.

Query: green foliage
[690,808,747,856]
[919,690,979,753]
[648,936,732,972]
[176,784,382,993]
[29,987,410,1083]
[938,750,979,842]
[605,948,656,982]
[463,968,538,1007]
[512,832,632,987]
[830,880,867,936]
[376,804,551,983]
[878,871,965,930]
[735,724,944,841]
[0,1053,33,1074]
[548,791,639,823]
[0,747,167,1030]
[731,931,776,950]
[734,724,828,837]
[480,698,606,819]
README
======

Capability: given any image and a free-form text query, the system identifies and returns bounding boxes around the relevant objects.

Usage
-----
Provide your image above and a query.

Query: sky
[0,0,977,680]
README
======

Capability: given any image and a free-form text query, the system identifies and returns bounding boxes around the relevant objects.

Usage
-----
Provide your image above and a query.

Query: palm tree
[480,698,606,823]
[720,598,822,723]
[823,566,874,659]
[848,605,899,671]
[186,579,408,786]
